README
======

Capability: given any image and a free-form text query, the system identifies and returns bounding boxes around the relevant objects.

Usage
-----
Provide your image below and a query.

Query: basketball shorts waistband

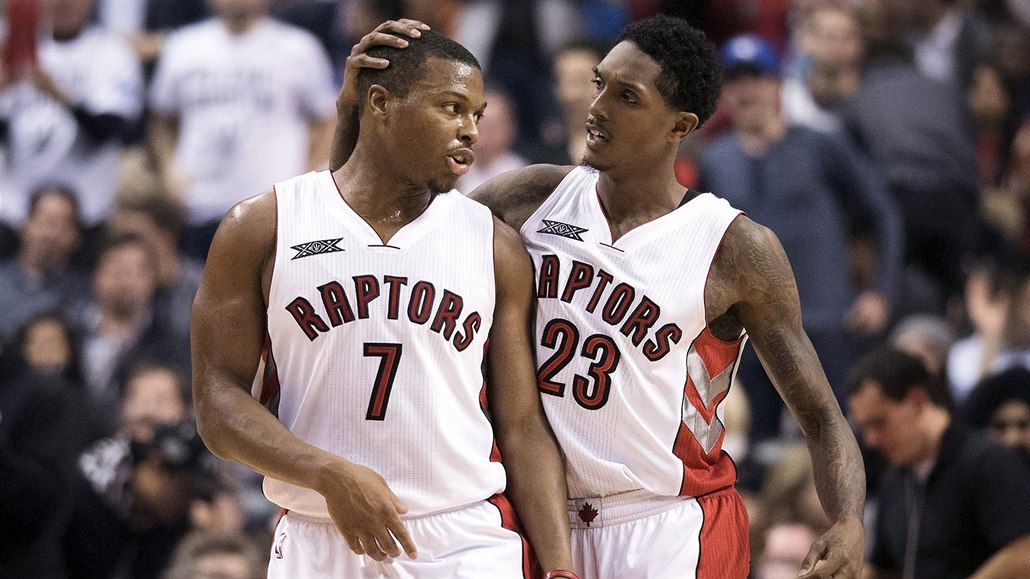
[567,489,689,529]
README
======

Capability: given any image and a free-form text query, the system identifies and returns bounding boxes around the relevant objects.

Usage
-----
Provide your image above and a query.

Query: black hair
[27,183,83,231]
[846,347,954,410]
[356,29,480,116]
[961,367,1030,428]
[14,309,84,387]
[93,231,159,275]
[617,14,721,125]
[117,195,187,236]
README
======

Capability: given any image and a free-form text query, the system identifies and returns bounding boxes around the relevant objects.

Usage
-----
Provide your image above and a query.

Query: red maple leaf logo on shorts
[578,502,598,526]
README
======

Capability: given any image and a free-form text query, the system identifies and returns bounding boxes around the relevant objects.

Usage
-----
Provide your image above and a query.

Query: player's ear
[367,84,392,117]
[670,112,699,142]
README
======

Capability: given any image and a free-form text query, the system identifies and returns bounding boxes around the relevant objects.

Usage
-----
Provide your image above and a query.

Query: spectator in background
[546,38,607,165]
[0,337,93,579]
[148,0,337,259]
[901,0,995,89]
[961,366,1030,455]
[0,185,85,343]
[67,418,215,579]
[15,310,84,385]
[753,522,820,579]
[947,254,1030,401]
[94,0,209,73]
[455,87,527,193]
[162,530,265,579]
[890,313,956,380]
[272,0,405,86]
[71,233,188,413]
[0,0,144,233]
[845,0,981,301]
[848,347,1030,579]
[968,60,1018,190]
[698,33,904,443]
[781,3,864,134]
[119,362,190,443]
[454,0,581,149]
[107,195,202,345]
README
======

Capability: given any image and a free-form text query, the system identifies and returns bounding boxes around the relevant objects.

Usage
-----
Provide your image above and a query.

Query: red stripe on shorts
[697,488,750,579]
[487,493,538,579]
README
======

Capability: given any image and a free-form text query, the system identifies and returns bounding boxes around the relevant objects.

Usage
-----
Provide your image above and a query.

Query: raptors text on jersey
[521,166,747,499]
[262,171,506,518]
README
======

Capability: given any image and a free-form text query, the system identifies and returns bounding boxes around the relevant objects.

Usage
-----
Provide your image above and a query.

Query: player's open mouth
[447,149,475,176]
[586,124,609,147]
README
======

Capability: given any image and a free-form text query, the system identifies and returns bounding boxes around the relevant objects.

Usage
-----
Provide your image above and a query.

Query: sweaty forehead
[596,41,662,88]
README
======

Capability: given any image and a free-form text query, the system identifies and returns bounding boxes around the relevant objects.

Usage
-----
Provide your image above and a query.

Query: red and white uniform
[521,166,750,578]
[263,171,528,578]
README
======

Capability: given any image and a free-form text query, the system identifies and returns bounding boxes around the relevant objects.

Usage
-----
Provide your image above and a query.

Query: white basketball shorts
[268,494,533,578]
[568,487,749,579]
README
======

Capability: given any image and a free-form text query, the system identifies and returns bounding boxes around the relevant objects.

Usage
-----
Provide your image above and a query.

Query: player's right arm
[191,192,417,561]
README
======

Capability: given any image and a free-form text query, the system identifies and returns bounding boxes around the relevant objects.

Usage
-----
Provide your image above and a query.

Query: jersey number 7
[364,343,402,420]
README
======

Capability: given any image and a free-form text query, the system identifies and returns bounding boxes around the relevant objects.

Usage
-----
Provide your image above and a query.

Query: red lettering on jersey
[318,281,355,326]
[584,269,614,313]
[383,276,408,320]
[353,275,380,319]
[431,290,464,339]
[453,312,482,352]
[408,281,435,324]
[620,296,661,346]
[560,260,595,302]
[537,254,560,298]
[643,323,682,361]
[601,283,635,324]
[286,296,329,341]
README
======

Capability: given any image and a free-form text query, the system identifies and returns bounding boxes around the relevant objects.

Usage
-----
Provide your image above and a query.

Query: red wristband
[545,571,580,579]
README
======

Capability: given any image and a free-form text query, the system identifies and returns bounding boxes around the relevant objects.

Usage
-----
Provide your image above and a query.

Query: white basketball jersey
[521,167,746,499]
[263,171,505,518]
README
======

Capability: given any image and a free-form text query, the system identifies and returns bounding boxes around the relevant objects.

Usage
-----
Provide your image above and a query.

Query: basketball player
[334,17,866,578]
[192,23,577,578]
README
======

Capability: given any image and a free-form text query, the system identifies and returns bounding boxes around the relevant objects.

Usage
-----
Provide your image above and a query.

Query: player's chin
[428,177,458,194]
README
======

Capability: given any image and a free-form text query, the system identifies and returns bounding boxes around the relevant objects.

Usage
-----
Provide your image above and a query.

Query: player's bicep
[191,194,276,396]
[484,218,542,431]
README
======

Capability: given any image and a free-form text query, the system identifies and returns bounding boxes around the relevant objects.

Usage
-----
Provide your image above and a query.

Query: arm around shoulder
[469,164,574,229]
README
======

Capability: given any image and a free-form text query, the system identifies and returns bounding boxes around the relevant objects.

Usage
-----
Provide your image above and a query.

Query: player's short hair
[357,29,480,116]
[617,14,721,126]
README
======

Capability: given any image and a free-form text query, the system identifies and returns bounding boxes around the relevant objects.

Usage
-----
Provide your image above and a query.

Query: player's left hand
[797,516,864,578]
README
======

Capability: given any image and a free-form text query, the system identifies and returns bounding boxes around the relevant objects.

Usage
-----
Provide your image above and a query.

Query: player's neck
[595,167,686,239]
[331,160,434,224]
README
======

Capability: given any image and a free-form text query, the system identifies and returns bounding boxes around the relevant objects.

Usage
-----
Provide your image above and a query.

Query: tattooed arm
[706,216,865,579]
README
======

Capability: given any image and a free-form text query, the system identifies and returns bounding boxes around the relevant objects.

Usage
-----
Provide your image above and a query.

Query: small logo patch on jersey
[291,238,344,259]
[538,220,588,241]
[577,502,599,526]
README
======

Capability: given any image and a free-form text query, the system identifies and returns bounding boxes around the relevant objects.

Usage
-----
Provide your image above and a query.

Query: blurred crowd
[0,0,1027,578]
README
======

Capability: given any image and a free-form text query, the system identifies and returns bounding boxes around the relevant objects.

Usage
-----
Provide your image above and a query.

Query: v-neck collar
[320,171,452,249]
[586,183,712,252]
